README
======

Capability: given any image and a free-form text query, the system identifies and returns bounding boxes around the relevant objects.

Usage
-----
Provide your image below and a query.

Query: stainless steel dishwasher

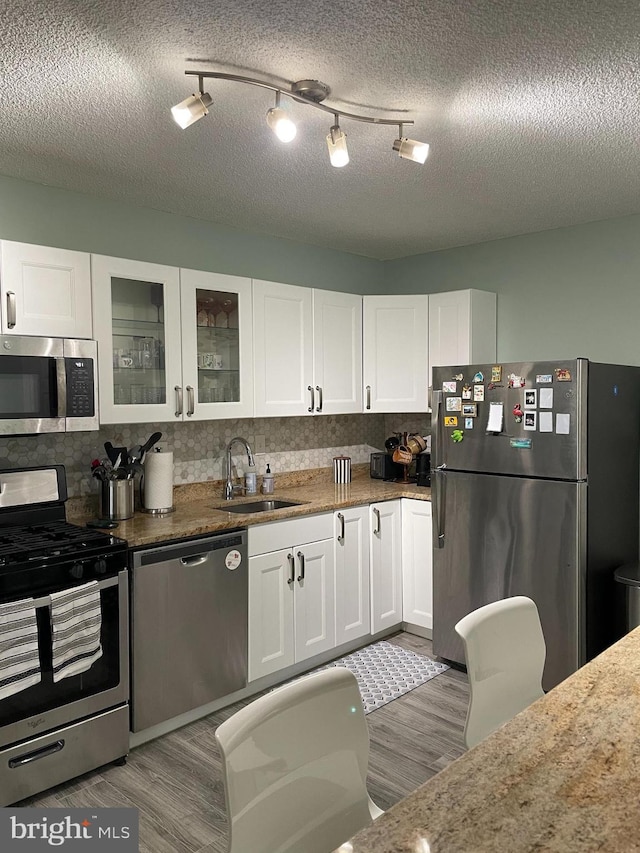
[131,529,247,731]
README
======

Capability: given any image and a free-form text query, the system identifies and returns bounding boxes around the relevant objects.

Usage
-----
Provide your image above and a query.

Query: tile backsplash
[0,414,387,497]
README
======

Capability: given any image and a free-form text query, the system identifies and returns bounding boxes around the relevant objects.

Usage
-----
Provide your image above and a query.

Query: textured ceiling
[1,0,639,259]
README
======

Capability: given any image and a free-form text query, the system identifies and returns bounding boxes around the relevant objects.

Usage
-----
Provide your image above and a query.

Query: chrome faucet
[223,436,255,500]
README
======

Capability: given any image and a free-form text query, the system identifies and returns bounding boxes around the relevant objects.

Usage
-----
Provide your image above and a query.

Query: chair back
[455,596,546,749]
[215,667,379,853]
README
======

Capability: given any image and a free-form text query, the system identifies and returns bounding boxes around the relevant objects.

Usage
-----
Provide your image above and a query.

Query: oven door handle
[55,357,67,419]
[27,574,120,610]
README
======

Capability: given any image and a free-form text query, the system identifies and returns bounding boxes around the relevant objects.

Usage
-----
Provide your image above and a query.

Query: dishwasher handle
[180,554,210,567]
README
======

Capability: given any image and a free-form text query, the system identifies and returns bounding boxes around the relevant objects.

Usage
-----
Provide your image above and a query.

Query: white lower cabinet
[401,499,433,631]
[334,507,370,645]
[370,500,403,634]
[248,514,335,682]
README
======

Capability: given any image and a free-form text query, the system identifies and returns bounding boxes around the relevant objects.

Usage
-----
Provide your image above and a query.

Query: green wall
[0,174,382,293]
[383,215,640,365]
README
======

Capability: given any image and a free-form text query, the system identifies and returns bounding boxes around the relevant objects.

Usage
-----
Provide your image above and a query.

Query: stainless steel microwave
[0,336,98,434]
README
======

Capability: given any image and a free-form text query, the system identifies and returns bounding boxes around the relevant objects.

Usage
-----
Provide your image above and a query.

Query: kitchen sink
[217,499,304,514]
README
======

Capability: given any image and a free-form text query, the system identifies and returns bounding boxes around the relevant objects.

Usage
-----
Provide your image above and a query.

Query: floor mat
[314,640,450,714]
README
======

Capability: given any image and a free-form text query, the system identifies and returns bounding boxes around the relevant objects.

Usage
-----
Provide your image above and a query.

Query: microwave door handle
[55,358,67,419]
[6,292,17,329]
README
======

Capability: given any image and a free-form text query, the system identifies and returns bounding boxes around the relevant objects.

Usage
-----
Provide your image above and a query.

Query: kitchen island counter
[69,465,430,548]
[349,625,640,853]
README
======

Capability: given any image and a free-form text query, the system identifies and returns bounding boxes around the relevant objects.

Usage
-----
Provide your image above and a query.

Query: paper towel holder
[139,459,176,515]
[140,476,176,514]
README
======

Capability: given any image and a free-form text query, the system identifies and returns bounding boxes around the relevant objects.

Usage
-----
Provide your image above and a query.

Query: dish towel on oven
[50,581,103,682]
[0,597,41,699]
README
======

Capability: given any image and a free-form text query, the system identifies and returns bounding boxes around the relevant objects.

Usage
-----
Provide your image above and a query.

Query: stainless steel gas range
[0,465,129,805]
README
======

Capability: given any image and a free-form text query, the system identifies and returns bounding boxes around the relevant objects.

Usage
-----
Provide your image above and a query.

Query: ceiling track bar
[185,70,414,127]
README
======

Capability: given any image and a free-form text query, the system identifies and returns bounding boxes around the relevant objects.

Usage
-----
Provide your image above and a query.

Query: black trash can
[614,563,640,632]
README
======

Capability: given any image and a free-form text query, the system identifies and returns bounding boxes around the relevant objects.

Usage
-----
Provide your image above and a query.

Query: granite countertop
[68,465,431,548]
[349,626,640,853]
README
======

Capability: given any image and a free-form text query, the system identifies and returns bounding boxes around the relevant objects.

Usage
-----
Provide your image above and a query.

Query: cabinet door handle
[6,291,16,328]
[366,385,371,410]
[174,385,183,417]
[372,506,381,535]
[337,512,345,543]
[297,550,305,582]
[307,385,315,412]
[287,553,295,585]
[315,385,323,412]
[186,385,195,417]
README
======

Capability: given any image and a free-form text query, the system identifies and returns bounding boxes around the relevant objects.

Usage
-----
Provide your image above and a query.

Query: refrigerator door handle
[433,467,446,548]
[433,389,444,468]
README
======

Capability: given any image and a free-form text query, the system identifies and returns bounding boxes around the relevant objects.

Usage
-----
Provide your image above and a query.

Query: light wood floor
[21,633,469,853]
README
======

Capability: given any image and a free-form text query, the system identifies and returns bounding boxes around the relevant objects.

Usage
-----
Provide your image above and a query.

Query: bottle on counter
[245,465,257,495]
[262,463,274,494]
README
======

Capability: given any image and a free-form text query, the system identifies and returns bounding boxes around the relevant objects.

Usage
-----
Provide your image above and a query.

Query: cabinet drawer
[248,512,333,556]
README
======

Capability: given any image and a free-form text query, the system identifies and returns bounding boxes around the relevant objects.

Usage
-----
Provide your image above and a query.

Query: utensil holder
[101,478,134,520]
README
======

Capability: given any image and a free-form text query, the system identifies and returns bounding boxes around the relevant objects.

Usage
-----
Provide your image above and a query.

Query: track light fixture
[326,117,349,168]
[171,70,429,168]
[393,125,430,164]
[266,91,297,143]
[171,91,213,129]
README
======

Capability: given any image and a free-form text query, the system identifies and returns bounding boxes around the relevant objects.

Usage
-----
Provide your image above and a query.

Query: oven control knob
[70,562,84,580]
[95,558,107,575]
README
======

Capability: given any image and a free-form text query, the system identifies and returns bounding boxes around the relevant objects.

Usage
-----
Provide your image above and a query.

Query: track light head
[171,92,213,129]
[326,123,349,168]
[266,98,297,143]
[392,136,429,164]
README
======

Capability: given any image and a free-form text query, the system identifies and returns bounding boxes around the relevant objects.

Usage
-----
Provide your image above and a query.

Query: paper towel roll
[143,450,174,512]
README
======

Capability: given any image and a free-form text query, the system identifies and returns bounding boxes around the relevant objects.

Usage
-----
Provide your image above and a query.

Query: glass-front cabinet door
[180,268,253,419]
[92,256,182,424]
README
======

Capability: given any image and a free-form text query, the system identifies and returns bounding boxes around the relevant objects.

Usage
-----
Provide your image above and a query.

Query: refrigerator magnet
[451,429,464,442]
[539,411,553,432]
[473,385,485,402]
[472,371,484,383]
[555,368,572,382]
[524,411,537,430]
[556,413,571,434]
[464,417,474,429]
[444,416,458,427]
[508,373,525,388]
[524,389,537,408]
[462,384,472,400]
[512,403,523,422]
[442,381,457,393]
[536,374,553,383]
[539,388,553,408]
[462,403,477,417]
[446,397,462,412]
[491,365,502,383]
[453,372,464,381]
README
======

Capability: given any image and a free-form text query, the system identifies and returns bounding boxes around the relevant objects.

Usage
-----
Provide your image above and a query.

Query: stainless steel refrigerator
[431,358,640,690]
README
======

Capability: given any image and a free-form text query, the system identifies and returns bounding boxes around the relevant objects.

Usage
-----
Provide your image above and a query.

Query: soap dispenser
[262,463,274,494]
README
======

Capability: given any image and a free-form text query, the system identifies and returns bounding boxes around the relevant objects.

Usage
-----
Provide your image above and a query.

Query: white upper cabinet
[0,241,92,338]
[92,255,182,424]
[362,295,429,413]
[312,289,362,414]
[93,258,254,424]
[180,268,254,420]
[428,289,496,377]
[253,281,363,417]
[253,280,314,417]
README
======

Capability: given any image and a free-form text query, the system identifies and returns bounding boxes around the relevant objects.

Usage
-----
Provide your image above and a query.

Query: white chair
[215,667,384,853]
[455,596,546,749]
